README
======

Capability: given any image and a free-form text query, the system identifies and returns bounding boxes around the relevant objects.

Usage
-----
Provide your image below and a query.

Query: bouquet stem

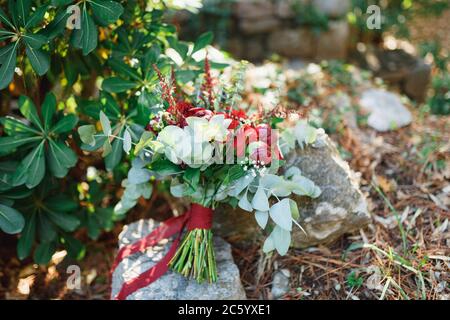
[169,228,217,283]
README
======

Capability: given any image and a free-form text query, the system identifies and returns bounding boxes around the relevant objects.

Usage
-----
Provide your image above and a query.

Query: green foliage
[0,93,78,187]
[0,0,216,264]
[292,1,329,33]
[349,0,449,39]
[346,270,364,288]
[419,42,450,115]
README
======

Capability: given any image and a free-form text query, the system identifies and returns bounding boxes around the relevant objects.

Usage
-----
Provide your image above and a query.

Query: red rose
[234,124,282,163]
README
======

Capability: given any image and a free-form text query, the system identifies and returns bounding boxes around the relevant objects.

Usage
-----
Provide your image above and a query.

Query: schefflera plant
[0,93,78,239]
[0,93,78,187]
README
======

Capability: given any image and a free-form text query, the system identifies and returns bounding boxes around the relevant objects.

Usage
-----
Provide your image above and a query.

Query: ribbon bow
[110,204,213,300]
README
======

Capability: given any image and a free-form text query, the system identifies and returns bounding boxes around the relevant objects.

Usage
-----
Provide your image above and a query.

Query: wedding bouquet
[78,59,321,299]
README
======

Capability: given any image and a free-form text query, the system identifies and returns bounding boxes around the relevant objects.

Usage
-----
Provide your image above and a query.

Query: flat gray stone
[111,219,246,300]
[359,89,412,132]
[271,269,291,299]
[214,133,371,248]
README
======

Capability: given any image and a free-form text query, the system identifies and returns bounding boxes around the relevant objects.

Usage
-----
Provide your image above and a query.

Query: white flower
[207,115,232,142]
[186,115,232,143]
[156,126,189,164]
[157,125,214,167]
[180,138,213,168]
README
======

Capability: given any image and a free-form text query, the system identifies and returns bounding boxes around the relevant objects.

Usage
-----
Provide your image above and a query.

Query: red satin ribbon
[110,204,213,300]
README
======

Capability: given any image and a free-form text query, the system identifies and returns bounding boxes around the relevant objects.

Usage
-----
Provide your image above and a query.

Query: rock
[240,17,281,34]
[356,48,431,102]
[271,269,291,299]
[243,37,266,62]
[403,61,431,102]
[359,89,412,132]
[214,133,371,248]
[313,0,351,18]
[315,20,349,60]
[274,0,301,18]
[233,0,274,19]
[268,28,314,58]
[111,219,246,300]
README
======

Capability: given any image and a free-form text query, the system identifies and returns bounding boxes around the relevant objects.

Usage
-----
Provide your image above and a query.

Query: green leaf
[17,0,31,27]
[105,131,123,171]
[0,116,41,135]
[42,93,56,130]
[41,9,69,39]
[123,128,132,154]
[25,5,49,29]
[269,199,292,231]
[99,111,111,136]
[13,141,46,188]
[23,33,48,49]
[99,91,121,119]
[0,136,41,156]
[78,124,96,146]
[0,7,16,29]
[134,131,158,155]
[151,158,181,176]
[80,4,97,55]
[183,167,200,190]
[51,114,78,133]
[238,192,253,212]
[0,203,25,234]
[192,31,213,53]
[46,209,80,232]
[168,37,189,60]
[252,184,269,212]
[19,95,43,131]
[47,140,78,177]
[289,199,300,220]
[34,241,56,265]
[102,77,137,93]
[271,225,291,256]
[63,56,79,86]
[91,0,124,26]
[17,213,36,260]
[25,45,50,76]
[0,42,18,90]
[51,0,73,6]
[102,139,112,157]
[46,195,78,212]
[0,29,16,41]
[255,210,268,229]
[38,214,57,242]
[63,235,85,260]
[108,58,141,81]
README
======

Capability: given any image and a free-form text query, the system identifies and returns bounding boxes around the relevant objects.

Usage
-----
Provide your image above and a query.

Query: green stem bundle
[169,228,217,283]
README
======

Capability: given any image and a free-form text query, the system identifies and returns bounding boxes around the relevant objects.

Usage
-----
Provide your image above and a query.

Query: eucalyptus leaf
[78,124,96,146]
[251,184,269,212]
[255,210,268,229]
[99,111,111,136]
[123,128,132,154]
[238,191,253,212]
[269,198,292,231]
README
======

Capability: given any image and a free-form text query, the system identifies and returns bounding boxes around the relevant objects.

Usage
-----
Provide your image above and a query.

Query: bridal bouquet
[78,59,321,299]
